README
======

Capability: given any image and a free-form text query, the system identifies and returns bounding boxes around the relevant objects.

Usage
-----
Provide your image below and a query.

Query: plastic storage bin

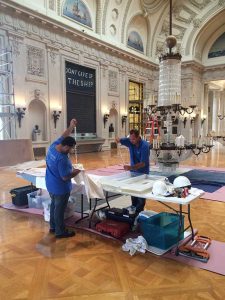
[27,190,51,209]
[10,185,38,206]
[140,212,184,250]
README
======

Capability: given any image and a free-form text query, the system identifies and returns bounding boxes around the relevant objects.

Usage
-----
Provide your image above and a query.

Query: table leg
[188,203,194,239]
[175,204,183,256]
[88,193,111,228]
[74,194,89,223]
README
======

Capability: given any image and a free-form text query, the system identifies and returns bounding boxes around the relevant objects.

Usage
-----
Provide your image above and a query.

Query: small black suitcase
[10,185,38,207]
[105,208,136,225]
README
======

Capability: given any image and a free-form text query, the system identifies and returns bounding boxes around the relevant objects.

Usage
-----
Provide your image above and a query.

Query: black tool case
[10,185,38,206]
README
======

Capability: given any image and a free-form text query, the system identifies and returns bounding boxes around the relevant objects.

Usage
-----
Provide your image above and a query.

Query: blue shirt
[120,137,150,174]
[45,137,73,195]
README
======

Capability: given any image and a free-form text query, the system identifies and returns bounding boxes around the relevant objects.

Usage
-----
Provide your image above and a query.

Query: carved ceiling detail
[190,0,211,10]
[140,0,166,14]
[173,4,197,24]
[160,21,186,40]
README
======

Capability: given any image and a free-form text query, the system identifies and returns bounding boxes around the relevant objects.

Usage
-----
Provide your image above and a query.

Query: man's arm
[62,168,80,181]
[124,143,149,171]
[124,162,145,171]
[61,119,77,138]
[115,137,121,144]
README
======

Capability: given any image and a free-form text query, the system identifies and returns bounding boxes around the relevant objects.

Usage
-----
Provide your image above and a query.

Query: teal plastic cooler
[140,212,184,249]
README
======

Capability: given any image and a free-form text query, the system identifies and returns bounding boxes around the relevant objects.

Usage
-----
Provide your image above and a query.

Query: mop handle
[74,126,78,164]
[118,143,125,166]
[117,143,129,175]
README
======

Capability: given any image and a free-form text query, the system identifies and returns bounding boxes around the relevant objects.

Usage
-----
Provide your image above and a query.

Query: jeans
[131,196,146,214]
[49,192,70,235]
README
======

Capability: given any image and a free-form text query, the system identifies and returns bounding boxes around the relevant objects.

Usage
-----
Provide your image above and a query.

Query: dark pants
[131,196,146,214]
[49,193,70,235]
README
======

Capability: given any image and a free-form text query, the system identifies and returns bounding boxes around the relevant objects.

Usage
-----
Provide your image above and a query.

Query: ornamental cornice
[182,60,204,72]
[0,1,156,76]
[203,66,225,81]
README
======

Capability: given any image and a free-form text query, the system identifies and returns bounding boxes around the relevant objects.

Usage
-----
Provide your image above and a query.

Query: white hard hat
[173,176,191,188]
[152,180,168,196]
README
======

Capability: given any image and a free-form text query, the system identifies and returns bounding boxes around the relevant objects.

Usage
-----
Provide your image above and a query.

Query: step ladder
[144,116,160,143]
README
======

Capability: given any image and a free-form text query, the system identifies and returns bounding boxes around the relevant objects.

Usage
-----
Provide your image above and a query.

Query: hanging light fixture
[143,0,213,172]
[158,0,181,108]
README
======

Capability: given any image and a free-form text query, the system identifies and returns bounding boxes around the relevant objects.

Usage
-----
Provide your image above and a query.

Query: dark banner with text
[65,61,96,133]
[65,61,96,94]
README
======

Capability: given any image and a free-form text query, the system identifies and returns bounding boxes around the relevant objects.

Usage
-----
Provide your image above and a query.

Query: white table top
[100,172,204,205]
[17,168,204,205]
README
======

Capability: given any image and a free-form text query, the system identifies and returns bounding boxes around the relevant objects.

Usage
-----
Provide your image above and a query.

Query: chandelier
[143,0,213,171]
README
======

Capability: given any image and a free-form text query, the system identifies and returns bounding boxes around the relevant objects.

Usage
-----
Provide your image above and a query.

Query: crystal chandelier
[143,0,213,172]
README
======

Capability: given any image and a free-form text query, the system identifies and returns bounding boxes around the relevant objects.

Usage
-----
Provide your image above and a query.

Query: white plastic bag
[64,196,76,219]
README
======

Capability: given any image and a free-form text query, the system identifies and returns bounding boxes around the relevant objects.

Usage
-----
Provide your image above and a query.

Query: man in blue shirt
[116,129,150,213]
[45,119,80,238]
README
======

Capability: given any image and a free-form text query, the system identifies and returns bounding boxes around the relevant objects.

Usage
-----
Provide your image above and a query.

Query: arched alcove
[126,14,148,54]
[108,107,118,140]
[28,99,47,141]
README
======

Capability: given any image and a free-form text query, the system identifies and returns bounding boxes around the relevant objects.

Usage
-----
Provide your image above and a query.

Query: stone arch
[185,7,225,60]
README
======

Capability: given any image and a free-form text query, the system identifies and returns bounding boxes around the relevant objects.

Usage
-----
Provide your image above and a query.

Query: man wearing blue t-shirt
[45,119,80,238]
[116,129,150,213]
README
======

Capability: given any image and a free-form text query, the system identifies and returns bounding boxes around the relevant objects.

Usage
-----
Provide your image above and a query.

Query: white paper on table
[73,170,105,200]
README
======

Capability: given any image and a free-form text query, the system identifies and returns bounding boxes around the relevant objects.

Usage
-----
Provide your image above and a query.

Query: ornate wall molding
[96,0,103,34]
[0,4,155,85]
[108,70,119,93]
[47,45,59,65]
[160,21,186,40]
[27,45,45,77]
[8,32,24,57]
[203,65,225,81]
[0,5,156,70]
[121,0,132,43]
[102,0,109,35]
[140,0,166,14]
[173,5,197,24]
[190,0,211,10]
[218,0,225,7]
[49,0,55,11]
[192,18,202,28]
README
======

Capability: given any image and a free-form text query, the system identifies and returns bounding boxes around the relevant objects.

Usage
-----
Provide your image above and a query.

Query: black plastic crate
[10,185,38,207]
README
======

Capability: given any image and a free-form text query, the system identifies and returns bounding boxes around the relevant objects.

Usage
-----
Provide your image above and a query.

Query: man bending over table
[116,129,150,214]
[45,119,80,238]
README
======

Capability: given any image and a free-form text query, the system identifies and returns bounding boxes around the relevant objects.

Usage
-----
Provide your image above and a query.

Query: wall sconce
[103,113,109,128]
[201,117,206,127]
[16,107,26,128]
[122,115,127,128]
[52,110,61,128]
